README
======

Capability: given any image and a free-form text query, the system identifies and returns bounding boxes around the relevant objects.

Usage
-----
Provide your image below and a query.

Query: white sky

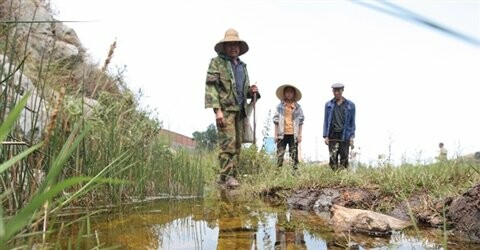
[52,0,480,164]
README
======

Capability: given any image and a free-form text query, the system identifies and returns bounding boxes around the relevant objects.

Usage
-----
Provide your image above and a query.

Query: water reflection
[214,189,327,250]
[217,189,258,249]
[274,211,306,249]
[67,191,460,249]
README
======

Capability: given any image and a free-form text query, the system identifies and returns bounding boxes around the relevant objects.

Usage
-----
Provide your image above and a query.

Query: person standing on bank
[204,28,260,187]
[437,142,448,161]
[273,84,304,170]
[323,83,356,170]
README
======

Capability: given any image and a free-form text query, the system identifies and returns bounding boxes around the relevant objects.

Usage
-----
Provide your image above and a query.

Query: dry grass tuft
[101,40,116,72]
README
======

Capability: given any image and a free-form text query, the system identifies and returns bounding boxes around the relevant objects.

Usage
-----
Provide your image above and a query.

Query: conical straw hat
[214,28,249,56]
[276,84,302,102]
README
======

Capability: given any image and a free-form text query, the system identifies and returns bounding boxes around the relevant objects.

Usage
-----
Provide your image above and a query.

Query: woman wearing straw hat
[204,28,260,187]
[273,84,304,170]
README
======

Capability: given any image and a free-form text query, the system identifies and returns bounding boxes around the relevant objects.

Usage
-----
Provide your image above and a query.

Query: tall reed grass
[1,1,214,247]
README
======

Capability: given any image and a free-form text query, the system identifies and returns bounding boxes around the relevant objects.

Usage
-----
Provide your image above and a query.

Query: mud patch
[389,192,451,226]
[286,187,379,212]
[447,183,480,242]
[265,184,480,243]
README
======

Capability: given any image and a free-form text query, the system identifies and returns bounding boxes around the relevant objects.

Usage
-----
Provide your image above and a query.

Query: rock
[331,205,412,235]
[1,54,99,143]
[0,0,85,70]
[1,54,48,141]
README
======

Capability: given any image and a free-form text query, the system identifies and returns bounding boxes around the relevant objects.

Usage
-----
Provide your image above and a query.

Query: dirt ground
[262,183,480,243]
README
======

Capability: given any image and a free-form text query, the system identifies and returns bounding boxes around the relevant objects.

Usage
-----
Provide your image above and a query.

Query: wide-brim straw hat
[276,84,302,102]
[214,28,249,56]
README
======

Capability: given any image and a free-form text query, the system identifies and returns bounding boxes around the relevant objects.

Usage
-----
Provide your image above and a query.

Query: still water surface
[77,191,460,249]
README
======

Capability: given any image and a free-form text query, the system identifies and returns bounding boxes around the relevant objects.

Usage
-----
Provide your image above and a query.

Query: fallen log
[331,205,412,235]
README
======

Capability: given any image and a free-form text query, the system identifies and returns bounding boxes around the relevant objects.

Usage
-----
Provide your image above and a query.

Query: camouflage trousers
[217,110,243,181]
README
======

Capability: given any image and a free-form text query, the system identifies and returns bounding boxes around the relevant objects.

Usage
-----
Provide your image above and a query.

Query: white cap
[331,83,344,89]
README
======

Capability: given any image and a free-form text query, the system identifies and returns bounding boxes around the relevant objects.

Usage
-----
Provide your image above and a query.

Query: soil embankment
[263,184,480,243]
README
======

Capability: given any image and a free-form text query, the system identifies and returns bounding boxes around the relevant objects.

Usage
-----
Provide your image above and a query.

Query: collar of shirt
[283,101,296,109]
[219,54,245,66]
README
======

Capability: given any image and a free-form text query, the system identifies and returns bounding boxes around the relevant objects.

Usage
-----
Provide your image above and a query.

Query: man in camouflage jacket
[205,28,260,186]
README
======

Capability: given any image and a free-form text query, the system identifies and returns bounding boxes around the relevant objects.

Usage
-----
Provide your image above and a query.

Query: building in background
[159,129,196,150]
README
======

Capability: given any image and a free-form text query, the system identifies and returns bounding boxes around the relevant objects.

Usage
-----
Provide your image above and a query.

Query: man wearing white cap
[323,83,356,170]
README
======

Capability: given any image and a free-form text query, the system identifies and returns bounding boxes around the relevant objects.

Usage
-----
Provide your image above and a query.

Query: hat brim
[276,84,302,102]
[214,40,249,56]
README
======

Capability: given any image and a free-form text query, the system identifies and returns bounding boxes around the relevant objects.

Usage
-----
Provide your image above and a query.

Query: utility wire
[351,0,480,47]
[0,20,97,24]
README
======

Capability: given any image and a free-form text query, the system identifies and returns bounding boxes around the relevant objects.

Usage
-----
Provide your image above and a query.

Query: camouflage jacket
[204,55,258,112]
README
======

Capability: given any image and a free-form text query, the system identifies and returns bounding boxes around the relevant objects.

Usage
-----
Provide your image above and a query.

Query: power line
[351,0,480,47]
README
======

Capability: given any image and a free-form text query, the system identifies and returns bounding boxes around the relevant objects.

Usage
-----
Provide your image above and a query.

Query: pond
[66,190,471,249]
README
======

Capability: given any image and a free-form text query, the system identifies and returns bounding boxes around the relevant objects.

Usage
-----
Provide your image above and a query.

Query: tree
[192,124,217,151]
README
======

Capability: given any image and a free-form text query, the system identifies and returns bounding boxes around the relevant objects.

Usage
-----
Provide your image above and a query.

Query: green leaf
[2,176,126,242]
[0,92,30,143]
[0,142,43,174]
[0,206,5,238]
[38,123,91,193]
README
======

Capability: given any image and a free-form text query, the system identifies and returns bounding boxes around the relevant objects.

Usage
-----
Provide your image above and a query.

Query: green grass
[1,7,214,248]
[239,154,479,206]
[2,3,479,248]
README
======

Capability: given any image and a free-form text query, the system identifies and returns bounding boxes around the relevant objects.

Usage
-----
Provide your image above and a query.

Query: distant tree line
[192,124,217,151]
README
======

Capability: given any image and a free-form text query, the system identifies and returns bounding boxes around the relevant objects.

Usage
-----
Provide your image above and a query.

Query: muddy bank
[447,184,480,242]
[262,183,480,243]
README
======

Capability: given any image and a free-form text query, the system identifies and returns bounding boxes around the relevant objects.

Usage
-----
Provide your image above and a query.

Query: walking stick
[253,90,257,146]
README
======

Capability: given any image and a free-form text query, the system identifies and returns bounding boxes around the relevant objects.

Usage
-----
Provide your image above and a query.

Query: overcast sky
[52,0,480,164]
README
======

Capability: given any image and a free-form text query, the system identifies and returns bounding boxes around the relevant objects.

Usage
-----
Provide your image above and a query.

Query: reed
[1,3,210,247]
[2,0,209,201]
[0,93,118,247]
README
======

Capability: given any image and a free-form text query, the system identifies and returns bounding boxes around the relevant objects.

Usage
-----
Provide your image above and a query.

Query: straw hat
[276,84,302,102]
[214,28,249,56]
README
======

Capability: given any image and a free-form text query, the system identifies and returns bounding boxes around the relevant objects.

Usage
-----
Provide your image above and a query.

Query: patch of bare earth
[447,183,480,243]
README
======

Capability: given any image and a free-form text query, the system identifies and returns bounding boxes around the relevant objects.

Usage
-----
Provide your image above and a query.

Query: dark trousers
[328,132,349,170]
[277,134,299,169]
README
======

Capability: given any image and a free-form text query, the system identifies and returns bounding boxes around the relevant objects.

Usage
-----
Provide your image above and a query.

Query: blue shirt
[323,98,356,141]
[230,59,246,105]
